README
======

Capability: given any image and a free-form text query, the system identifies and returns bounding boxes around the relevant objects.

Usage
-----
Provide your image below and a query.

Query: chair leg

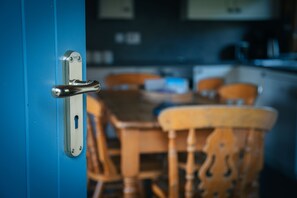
[152,183,166,198]
[138,180,145,198]
[93,181,104,198]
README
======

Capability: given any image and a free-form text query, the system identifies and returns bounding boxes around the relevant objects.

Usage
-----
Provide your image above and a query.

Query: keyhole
[74,115,79,129]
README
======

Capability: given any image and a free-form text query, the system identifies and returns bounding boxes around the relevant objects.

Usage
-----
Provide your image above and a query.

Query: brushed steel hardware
[52,51,100,157]
[52,80,100,98]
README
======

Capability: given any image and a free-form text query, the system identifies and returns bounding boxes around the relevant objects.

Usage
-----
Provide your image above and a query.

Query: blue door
[1,0,87,197]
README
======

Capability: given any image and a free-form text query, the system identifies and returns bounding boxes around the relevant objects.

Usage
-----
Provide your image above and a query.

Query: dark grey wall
[86,0,280,66]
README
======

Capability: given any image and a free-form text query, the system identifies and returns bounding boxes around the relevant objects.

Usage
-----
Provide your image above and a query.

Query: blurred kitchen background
[86,0,285,65]
[86,0,297,196]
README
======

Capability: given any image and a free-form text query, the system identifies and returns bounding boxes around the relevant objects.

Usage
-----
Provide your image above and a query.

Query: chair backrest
[86,95,118,177]
[217,83,259,105]
[158,105,277,198]
[197,77,225,92]
[105,73,161,90]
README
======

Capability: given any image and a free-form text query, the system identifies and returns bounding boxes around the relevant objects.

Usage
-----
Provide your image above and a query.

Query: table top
[97,90,218,129]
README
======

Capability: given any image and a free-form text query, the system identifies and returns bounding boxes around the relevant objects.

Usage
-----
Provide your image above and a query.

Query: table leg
[123,177,139,198]
[121,129,140,198]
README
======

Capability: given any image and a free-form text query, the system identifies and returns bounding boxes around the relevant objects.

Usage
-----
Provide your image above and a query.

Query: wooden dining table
[97,90,218,197]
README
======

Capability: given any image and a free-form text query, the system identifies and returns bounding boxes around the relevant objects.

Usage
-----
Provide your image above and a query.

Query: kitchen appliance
[235,41,250,62]
[267,38,280,58]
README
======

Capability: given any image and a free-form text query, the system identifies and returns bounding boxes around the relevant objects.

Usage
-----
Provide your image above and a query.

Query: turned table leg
[121,129,140,198]
[124,177,139,198]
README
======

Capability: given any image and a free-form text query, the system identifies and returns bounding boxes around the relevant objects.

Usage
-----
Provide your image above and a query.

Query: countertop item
[250,59,297,73]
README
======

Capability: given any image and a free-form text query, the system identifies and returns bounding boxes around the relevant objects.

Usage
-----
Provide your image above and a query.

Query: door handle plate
[53,51,100,157]
[64,51,84,157]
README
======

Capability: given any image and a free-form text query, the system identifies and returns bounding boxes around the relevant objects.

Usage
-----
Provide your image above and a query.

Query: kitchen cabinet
[182,0,279,20]
[230,66,297,179]
[98,0,134,19]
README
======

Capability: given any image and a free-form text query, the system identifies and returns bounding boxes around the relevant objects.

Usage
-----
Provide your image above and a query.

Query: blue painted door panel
[0,0,86,197]
[1,1,27,197]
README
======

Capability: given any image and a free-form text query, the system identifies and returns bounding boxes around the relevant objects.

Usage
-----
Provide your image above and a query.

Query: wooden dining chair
[105,73,161,90]
[197,77,225,92]
[196,77,224,99]
[87,95,164,197]
[217,83,261,105]
[157,105,277,198]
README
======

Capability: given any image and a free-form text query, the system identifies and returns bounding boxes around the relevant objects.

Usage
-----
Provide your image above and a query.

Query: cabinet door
[235,0,279,20]
[231,66,297,179]
[185,0,228,20]
[257,70,297,179]
[183,0,278,20]
[98,0,134,19]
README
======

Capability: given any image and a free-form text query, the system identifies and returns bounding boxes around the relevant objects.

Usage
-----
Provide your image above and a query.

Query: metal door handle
[52,50,100,157]
[52,79,100,98]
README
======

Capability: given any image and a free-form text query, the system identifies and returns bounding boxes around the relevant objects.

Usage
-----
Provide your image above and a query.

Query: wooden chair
[87,95,164,197]
[217,83,261,105]
[105,73,161,90]
[197,77,225,93]
[157,105,277,198]
[196,77,224,99]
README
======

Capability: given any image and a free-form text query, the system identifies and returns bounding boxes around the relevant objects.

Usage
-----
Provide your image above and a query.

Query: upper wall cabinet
[182,0,279,20]
[98,0,134,19]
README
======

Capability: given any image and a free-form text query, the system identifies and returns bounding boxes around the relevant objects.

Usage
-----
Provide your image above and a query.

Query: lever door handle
[52,79,100,98]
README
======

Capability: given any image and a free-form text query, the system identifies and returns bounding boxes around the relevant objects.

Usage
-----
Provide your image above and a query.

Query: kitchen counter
[88,58,297,74]
[249,59,297,73]
[87,60,297,90]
